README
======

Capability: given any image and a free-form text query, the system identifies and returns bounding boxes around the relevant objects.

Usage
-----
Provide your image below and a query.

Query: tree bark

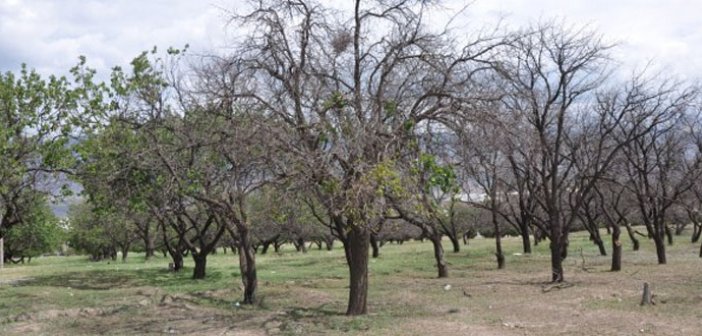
[296,238,307,253]
[192,253,207,279]
[238,229,257,305]
[594,236,607,256]
[144,226,155,260]
[370,234,380,258]
[692,224,701,243]
[550,217,565,282]
[174,251,184,271]
[611,226,622,271]
[492,209,505,269]
[261,242,271,255]
[430,234,449,278]
[624,223,640,251]
[665,225,673,246]
[520,228,532,254]
[344,227,369,316]
[121,244,130,262]
[641,282,653,305]
[449,234,460,253]
[654,234,666,264]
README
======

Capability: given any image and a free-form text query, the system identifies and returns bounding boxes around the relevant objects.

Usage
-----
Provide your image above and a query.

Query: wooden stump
[641,282,654,305]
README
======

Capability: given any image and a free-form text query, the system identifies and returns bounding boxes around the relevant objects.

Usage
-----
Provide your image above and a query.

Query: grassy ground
[1,230,702,335]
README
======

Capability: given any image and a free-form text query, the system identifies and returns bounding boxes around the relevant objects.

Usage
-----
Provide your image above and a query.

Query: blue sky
[0,0,700,79]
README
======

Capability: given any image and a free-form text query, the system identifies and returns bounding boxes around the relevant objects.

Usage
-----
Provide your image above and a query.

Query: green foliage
[416,153,458,194]
[322,91,348,110]
[383,100,398,117]
[4,196,65,259]
[0,64,79,236]
[368,160,404,198]
[67,202,137,260]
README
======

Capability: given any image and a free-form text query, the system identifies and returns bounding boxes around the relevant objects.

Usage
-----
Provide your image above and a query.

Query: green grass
[1,230,702,335]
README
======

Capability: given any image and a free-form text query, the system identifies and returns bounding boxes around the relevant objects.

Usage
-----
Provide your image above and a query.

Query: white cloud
[0,0,699,81]
[0,0,229,77]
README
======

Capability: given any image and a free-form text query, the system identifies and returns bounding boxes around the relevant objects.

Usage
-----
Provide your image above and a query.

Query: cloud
[460,0,702,79]
[0,0,699,81]
[0,0,229,77]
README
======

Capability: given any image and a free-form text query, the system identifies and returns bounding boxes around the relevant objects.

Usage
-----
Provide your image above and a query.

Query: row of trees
[1,0,701,316]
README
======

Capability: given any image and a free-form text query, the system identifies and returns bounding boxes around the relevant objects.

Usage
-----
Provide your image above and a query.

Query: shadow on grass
[13,268,226,290]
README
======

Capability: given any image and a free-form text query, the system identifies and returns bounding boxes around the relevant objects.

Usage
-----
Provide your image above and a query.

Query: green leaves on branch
[323,91,348,110]
[415,153,458,194]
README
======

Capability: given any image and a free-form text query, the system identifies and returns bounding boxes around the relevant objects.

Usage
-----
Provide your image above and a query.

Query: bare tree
[620,102,701,264]
[225,0,506,314]
[493,23,697,281]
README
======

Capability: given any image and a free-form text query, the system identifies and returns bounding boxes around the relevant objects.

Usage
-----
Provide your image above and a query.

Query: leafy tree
[0,65,78,238]
[67,202,138,261]
[3,193,64,263]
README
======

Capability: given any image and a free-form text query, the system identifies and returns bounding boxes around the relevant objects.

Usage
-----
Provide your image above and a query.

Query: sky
[0,0,700,80]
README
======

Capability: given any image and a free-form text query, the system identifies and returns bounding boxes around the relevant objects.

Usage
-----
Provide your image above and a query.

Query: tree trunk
[0,237,4,270]
[261,242,271,255]
[121,244,130,262]
[550,241,564,282]
[665,225,673,246]
[297,238,307,253]
[594,236,607,256]
[550,217,564,282]
[144,227,155,260]
[172,251,184,271]
[344,227,369,316]
[238,229,257,305]
[192,253,207,279]
[449,234,460,253]
[430,234,449,278]
[370,234,380,258]
[492,210,505,269]
[624,223,640,251]
[520,227,532,254]
[692,224,701,243]
[611,226,622,271]
[325,239,334,251]
[654,234,666,264]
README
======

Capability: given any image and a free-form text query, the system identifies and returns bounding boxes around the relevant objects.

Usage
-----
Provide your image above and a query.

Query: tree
[67,202,138,261]
[3,193,64,263]
[457,114,510,268]
[620,106,701,264]
[493,23,696,281]
[0,65,77,240]
[227,0,504,314]
[388,151,459,277]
